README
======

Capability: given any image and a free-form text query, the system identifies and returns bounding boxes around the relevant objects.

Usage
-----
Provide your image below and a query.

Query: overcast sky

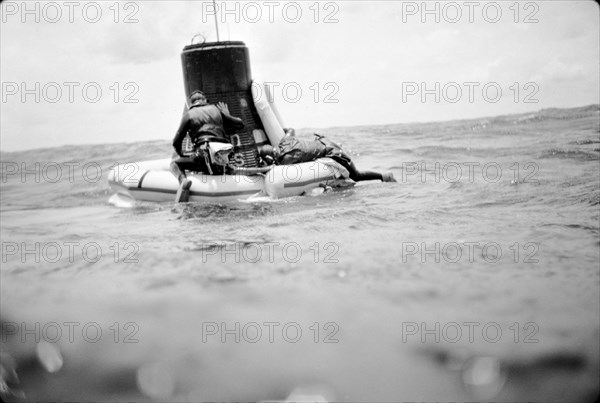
[1,0,598,151]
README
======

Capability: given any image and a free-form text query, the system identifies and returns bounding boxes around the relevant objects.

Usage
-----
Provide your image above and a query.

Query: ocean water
[1,105,599,401]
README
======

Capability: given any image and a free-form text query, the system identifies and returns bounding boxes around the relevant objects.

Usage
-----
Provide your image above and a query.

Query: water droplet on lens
[461,356,506,399]
[36,341,63,373]
[136,362,175,400]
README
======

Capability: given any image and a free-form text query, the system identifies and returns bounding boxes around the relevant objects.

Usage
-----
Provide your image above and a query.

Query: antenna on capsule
[213,0,220,42]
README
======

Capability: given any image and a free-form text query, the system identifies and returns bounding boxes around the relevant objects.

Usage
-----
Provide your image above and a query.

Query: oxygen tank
[180,41,263,167]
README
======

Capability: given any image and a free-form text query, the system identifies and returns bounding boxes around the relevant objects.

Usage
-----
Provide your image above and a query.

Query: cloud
[533,59,587,83]
[1,1,599,151]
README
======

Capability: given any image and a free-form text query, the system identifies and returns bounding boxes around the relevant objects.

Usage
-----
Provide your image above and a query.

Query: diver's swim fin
[175,178,192,202]
[382,172,397,182]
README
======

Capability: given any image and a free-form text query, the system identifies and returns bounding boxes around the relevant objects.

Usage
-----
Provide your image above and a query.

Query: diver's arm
[224,114,245,130]
[217,102,245,130]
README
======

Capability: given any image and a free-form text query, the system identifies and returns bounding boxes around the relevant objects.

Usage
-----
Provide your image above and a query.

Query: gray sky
[1,0,598,151]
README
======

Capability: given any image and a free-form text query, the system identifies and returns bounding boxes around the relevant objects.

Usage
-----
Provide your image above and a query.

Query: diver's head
[258,145,277,165]
[189,91,207,107]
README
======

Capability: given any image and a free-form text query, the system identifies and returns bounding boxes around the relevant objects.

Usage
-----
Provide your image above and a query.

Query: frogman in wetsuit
[170,90,245,202]
[259,133,397,183]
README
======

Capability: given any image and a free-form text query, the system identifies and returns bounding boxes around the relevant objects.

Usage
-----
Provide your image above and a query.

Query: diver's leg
[328,152,389,182]
[350,166,383,181]
[333,157,395,182]
[171,155,203,179]
[171,155,190,183]
[171,155,194,202]
[349,162,397,182]
[170,161,185,184]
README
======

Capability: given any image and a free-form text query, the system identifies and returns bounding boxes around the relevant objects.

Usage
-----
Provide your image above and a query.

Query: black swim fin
[175,178,192,202]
